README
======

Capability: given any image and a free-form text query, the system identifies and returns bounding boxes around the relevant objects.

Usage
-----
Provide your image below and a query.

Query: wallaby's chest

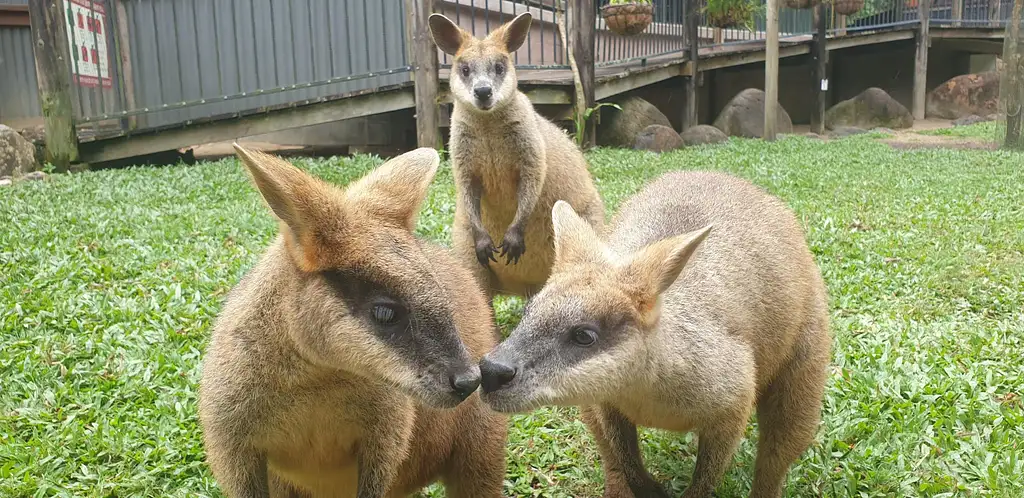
[454,124,529,199]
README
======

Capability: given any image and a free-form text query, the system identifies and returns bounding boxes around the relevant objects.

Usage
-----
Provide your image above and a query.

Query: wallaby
[428,12,605,298]
[198,145,507,498]
[478,171,831,498]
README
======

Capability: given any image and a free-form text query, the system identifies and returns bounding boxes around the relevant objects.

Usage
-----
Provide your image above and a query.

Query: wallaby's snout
[479,356,517,393]
[448,364,482,401]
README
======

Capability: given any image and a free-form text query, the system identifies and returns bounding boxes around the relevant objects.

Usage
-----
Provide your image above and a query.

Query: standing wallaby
[428,12,604,298]
[198,145,507,498]
[477,171,831,498]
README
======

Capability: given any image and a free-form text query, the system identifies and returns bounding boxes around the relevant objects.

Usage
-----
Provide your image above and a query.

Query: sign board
[64,0,112,88]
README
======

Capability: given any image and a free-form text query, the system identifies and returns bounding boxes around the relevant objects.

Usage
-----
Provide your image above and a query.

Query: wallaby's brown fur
[198,145,506,498]
[428,12,604,298]
[479,171,831,498]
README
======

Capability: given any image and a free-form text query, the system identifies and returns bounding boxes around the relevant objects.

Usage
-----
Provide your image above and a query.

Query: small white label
[820,79,829,91]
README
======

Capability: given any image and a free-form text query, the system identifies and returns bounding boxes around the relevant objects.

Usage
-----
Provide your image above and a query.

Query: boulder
[927,72,1000,120]
[680,125,728,146]
[712,88,793,138]
[633,124,683,152]
[825,87,913,130]
[597,96,673,147]
[828,126,869,138]
[1,125,39,178]
[952,114,994,127]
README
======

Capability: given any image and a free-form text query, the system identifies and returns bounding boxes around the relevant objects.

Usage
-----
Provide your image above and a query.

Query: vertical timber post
[28,0,79,171]
[406,0,440,149]
[113,0,137,130]
[811,1,828,134]
[913,0,931,120]
[764,0,780,140]
[952,0,964,27]
[682,0,700,131]
[568,0,597,148]
[1003,0,1023,149]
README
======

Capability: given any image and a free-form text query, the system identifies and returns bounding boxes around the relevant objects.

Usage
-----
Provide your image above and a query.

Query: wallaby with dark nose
[198,145,507,497]
[478,171,831,498]
[428,12,604,298]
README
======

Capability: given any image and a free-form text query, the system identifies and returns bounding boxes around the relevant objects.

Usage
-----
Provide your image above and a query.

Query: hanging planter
[600,0,654,36]
[783,0,820,9]
[832,0,865,15]
[703,0,759,30]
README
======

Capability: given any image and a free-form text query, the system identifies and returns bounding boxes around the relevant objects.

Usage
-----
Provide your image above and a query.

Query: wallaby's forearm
[509,148,546,232]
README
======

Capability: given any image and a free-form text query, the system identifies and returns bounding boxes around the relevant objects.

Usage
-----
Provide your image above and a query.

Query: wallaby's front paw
[498,227,526,265]
[474,234,499,267]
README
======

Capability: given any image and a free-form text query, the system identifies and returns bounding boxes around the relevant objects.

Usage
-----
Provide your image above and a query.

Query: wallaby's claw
[474,236,499,267]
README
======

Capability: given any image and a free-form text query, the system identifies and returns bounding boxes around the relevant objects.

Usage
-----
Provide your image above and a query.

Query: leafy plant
[572,102,622,148]
[607,0,652,4]
[702,0,762,32]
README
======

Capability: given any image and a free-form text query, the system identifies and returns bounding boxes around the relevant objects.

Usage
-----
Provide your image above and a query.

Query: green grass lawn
[2,130,1023,497]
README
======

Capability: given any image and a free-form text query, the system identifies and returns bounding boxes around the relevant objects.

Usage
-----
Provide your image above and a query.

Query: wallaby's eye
[370,302,404,326]
[571,327,598,347]
[460,64,470,77]
[494,62,505,76]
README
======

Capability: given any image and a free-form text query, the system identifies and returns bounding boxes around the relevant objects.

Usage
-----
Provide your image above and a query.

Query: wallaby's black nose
[479,357,517,393]
[449,370,481,400]
[474,86,493,100]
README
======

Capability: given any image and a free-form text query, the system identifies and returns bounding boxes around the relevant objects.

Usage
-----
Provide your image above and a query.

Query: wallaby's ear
[429,13,469,56]
[344,147,440,231]
[621,225,712,316]
[493,12,532,54]
[551,200,605,270]
[233,143,341,271]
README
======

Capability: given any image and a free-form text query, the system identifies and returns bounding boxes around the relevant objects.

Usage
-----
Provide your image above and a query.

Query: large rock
[633,124,683,152]
[0,125,39,178]
[712,89,793,138]
[680,125,728,146]
[825,87,913,130]
[597,96,673,147]
[927,71,1000,120]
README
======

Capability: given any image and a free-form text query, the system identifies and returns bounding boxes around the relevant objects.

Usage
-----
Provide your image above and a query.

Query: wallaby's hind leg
[584,405,670,498]
[750,323,829,498]
[683,416,748,498]
[442,410,508,498]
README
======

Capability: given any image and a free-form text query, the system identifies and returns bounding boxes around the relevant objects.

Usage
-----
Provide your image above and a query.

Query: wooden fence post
[810,2,829,134]
[1002,0,1023,148]
[28,0,79,171]
[568,0,596,148]
[683,0,700,131]
[952,0,964,26]
[113,0,137,130]
[406,0,440,149]
[764,0,779,140]
[913,0,931,120]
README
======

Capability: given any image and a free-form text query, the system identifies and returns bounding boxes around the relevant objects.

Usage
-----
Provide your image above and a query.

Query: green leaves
[2,127,1023,497]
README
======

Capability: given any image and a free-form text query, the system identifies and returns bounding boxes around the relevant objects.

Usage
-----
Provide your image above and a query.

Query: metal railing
[436,0,570,69]
[68,0,411,132]
[930,0,1014,26]
[696,0,816,49]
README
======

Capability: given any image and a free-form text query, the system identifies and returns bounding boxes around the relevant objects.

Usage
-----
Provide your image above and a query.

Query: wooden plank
[683,0,699,131]
[825,29,914,50]
[28,0,79,170]
[0,5,30,26]
[930,27,1006,38]
[764,0,779,140]
[595,62,684,100]
[405,0,440,148]
[811,2,828,134]
[79,87,416,164]
[699,44,810,71]
[567,0,596,147]
[913,0,931,120]
[113,0,137,130]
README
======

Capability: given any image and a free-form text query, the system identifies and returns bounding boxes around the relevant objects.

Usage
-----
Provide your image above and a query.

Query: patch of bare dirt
[879,131,997,151]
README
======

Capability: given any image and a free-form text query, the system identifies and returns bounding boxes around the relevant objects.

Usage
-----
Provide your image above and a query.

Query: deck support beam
[28,0,79,171]
[913,0,931,121]
[811,2,829,134]
[567,0,597,148]
[406,0,440,148]
[682,0,700,131]
[764,0,780,140]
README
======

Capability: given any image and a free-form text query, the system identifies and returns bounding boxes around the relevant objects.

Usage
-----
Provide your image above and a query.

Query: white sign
[64,0,111,88]
[820,79,829,91]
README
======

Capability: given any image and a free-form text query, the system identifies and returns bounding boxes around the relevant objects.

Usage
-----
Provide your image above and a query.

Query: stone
[633,124,683,152]
[0,178,11,187]
[828,126,869,138]
[0,124,39,178]
[825,87,913,130]
[952,114,993,127]
[21,171,48,181]
[712,88,793,138]
[680,125,728,146]
[597,96,673,147]
[927,72,1000,120]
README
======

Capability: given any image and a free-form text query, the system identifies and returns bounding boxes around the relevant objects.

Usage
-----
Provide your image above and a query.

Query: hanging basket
[600,3,655,36]
[833,0,865,15]
[783,0,820,8]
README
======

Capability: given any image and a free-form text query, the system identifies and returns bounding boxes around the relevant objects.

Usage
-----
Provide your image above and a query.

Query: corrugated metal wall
[0,26,41,122]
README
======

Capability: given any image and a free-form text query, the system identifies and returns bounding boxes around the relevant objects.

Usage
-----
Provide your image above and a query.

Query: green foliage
[607,0,653,4]
[2,131,1023,497]
[573,102,623,148]
[703,0,763,32]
